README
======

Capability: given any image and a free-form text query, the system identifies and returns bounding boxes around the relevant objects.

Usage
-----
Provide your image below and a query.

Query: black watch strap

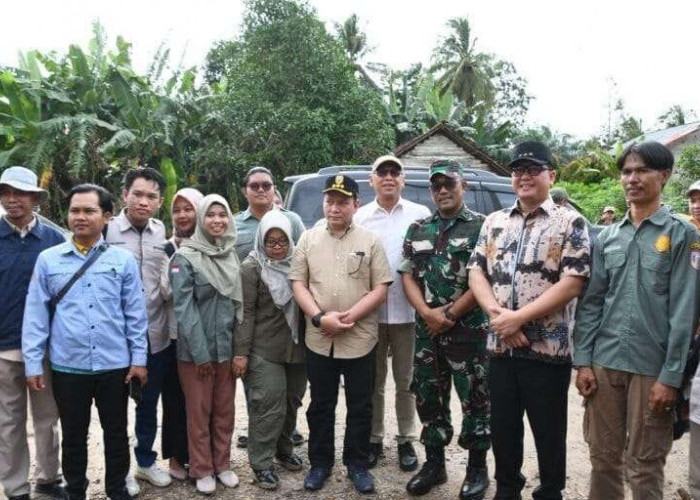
[312,312,326,328]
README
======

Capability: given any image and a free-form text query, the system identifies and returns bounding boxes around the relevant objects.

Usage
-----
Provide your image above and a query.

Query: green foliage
[559,146,621,183]
[0,21,205,223]
[515,126,583,165]
[666,144,700,214]
[658,105,696,129]
[557,178,626,222]
[199,0,394,207]
[335,14,369,62]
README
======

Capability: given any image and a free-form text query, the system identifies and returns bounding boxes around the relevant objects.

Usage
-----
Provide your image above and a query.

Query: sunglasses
[265,238,289,249]
[247,182,273,192]
[430,177,458,191]
[511,165,550,178]
[375,167,402,178]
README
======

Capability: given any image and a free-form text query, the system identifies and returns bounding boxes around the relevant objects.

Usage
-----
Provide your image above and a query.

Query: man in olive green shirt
[574,141,700,500]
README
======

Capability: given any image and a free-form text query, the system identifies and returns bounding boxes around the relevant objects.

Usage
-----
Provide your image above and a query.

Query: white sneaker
[135,464,172,487]
[217,470,239,488]
[125,474,141,497]
[196,476,216,494]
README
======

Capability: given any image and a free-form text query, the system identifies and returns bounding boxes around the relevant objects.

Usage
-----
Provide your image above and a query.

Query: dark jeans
[52,368,130,500]
[135,341,189,467]
[306,346,375,469]
[489,357,571,500]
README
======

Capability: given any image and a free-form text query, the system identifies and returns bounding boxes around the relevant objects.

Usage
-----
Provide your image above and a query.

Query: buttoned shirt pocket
[92,265,123,300]
[639,251,671,295]
[47,271,71,297]
[410,248,433,280]
[346,251,370,280]
[446,240,473,284]
[604,251,627,281]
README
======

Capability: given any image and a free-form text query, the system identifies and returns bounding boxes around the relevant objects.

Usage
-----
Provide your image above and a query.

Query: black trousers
[52,368,130,500]
[160,341,189,465]
[306,346,376,469]
[489,357,571,500]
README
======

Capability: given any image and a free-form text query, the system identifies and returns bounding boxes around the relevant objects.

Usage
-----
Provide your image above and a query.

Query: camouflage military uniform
[398,204,490,451]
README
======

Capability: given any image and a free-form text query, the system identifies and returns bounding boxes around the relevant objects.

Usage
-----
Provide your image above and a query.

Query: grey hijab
[178,194,243,323]
[248,210,299,342]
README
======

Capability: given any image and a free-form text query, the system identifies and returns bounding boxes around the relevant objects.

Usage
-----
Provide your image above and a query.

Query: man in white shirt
[354,155,431,472]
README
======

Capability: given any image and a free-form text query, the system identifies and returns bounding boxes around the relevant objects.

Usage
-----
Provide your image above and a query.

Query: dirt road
[22,371,691,499]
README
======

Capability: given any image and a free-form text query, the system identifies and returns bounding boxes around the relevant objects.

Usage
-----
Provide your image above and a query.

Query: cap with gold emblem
[323,174,359,198]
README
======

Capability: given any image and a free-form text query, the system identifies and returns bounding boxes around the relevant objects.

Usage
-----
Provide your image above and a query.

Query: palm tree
[335,14,368,62]
[431,17,495,109]
[658,105,696,128]
[334,14,381,92]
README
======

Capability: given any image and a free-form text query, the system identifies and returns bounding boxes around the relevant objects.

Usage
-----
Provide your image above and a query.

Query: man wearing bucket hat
[598,206,617,226]
[0,167,66,500]
[469,141,591,500]
[290,174,393,494]
[354,155,431,472]
[399,159,490,499]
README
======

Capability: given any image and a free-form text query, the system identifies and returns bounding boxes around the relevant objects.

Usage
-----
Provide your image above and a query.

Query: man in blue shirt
[23,184,148,500]
[0,166,65,500]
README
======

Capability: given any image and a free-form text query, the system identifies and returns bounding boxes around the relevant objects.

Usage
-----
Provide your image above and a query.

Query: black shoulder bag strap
[49,243,110,317]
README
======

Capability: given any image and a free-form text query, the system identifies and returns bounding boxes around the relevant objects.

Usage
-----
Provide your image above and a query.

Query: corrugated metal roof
[624,122,700,149]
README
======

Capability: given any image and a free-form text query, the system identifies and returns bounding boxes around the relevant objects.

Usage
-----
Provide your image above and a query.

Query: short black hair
[123,167,165,194]
[67,184,114,213]
[241,166,274,188]
[617,141,674,171]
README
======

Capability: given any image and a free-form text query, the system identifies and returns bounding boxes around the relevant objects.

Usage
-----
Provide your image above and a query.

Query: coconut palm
[335,14,368,62]
[431,17,495,109]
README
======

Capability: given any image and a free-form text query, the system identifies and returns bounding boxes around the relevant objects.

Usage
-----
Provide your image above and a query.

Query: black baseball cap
[508,141,554,169]
[323,174,359,198]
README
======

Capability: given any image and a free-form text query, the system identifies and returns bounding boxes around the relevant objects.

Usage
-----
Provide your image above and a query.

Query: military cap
[429,159,464,180]
[323,174,359,198]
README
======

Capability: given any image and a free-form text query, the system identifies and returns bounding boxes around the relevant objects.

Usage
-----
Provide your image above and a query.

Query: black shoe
[275,453,303,471]
[35,480,67,499]
[107,488,133,500]
[303,466,331,491]
[406,446,447,496]
[291,429,305,446]
[460,467,489,500]
[368,442,383,469]
[237,435,248,448]
[253,468,279,490]
[347,465,375,494]
[398,441,418,472]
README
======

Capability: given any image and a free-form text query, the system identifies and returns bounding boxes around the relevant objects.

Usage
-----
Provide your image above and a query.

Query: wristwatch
[444,309,458,322]
[312,312,326,328]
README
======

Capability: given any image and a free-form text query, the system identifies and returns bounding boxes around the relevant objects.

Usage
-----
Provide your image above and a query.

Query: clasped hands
[487,305,529,348]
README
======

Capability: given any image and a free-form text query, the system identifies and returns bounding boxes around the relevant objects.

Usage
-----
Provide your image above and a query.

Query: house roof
[394,122,510,176]
[624,122,700,149]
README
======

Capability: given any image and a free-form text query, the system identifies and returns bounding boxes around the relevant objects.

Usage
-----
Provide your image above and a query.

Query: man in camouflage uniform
[399,159,490,500]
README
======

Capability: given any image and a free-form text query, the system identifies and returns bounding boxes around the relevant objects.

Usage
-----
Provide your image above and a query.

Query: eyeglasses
[247,182,273,192]
[265,238,289,249]
[374,168,402,178]
[430,177,458,191]
[511,165,550,177]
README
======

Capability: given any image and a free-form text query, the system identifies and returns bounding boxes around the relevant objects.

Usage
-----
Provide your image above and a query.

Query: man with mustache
[399,159,490,499]
[575,141,700,499]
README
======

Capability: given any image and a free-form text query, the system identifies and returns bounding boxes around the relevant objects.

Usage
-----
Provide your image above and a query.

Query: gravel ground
[18,370,692,499]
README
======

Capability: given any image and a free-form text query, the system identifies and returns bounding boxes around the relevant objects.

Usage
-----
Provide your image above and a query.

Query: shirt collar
[61,235,106,256]
[325,220,355,239]
[115,209,155,233]
[509,197,556,217]
[428,203,473,223]
[1,215,38,237]
[369,197,406,215]
[620,205,671,227]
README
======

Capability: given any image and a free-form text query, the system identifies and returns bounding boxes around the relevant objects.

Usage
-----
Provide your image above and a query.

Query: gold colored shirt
[289,222,393,359]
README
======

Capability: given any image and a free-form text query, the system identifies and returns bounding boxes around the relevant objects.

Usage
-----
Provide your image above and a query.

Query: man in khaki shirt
[290,175,393,494]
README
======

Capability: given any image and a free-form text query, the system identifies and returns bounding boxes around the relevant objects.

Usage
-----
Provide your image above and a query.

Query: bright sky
[2,0,698,140]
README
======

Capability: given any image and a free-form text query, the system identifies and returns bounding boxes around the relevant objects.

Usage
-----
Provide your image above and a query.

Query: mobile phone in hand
[129,378,143,403]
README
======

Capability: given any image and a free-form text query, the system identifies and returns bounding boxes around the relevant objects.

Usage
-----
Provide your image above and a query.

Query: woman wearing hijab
[160,188,204,480]
[170,194,243,494]
[234,210,306,490]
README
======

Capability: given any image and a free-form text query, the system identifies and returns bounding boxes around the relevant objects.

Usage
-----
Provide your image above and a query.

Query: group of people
[1,137,699,500]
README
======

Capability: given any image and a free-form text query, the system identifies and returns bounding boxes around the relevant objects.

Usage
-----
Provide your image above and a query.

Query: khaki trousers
[178,360,235,479]
[690,422,700,500]
[0,358,61,498]
[370,323,416,445]
[584,365,673,500]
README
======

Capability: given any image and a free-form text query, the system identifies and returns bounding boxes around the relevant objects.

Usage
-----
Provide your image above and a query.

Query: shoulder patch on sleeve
[691,242,700,270]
